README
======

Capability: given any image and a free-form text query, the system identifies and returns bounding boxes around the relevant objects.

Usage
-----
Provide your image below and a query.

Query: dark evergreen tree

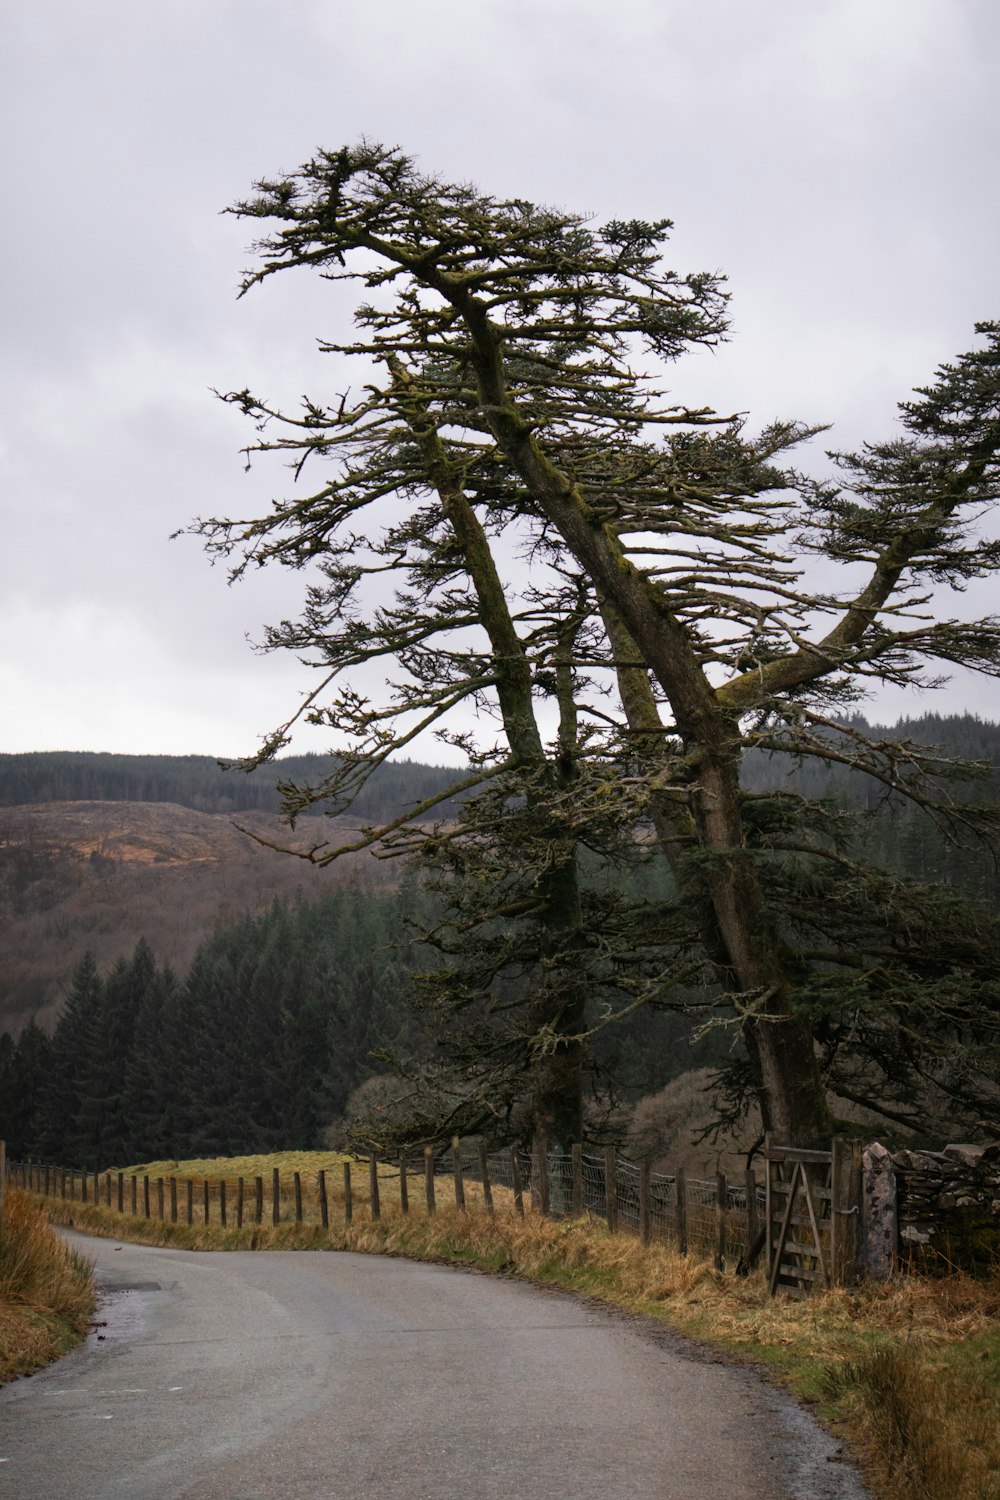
[120,963,181,1161]
[0,1031,15,1150]
[188,143,1000,1144]
[75,940,156,1166]
[0,1023,52,1157]
[37,951,103,1162]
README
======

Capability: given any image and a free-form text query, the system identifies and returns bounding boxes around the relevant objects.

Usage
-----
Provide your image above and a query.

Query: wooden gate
[766,1141,859,1296]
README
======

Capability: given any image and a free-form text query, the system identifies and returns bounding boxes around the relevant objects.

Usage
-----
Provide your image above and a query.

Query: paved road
[0,1233,867,1500]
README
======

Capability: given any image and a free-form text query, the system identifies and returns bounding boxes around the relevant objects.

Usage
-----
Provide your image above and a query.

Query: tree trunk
[399,378,588,1146]
[688,758,832,1145]
[603,601,831,1144]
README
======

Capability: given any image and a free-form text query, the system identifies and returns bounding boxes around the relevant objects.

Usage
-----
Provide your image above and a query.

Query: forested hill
[4,714,998,815]
[0,751,466,822]
[1,713,997,1034]
[743,712,1000,793]
[751,712,1000,899]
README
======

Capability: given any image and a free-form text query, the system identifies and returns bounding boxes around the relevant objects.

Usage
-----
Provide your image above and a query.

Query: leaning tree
[196,143,1000,1146]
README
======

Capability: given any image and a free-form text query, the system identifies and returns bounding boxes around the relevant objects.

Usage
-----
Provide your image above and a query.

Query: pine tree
[190,145,1000,1143]
[37,951,103,1163]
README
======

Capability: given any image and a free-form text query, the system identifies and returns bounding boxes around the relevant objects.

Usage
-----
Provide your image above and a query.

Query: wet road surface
[0,1232,868,1499]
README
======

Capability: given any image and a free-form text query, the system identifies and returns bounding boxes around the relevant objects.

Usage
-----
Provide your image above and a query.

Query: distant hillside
[2,714,997,1033]
[743,712,1000,901]
[0,751,467,821]
[743,712,1000,793]
[0,800,394,1032]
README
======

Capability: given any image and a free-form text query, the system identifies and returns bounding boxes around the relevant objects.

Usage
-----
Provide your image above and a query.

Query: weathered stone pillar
[860,1142,897,1278]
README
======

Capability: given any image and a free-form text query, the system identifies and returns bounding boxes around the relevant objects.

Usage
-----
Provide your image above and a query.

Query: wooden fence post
[186,1179,194,1226]
[236,1177,244,1229]
[170,1178,178,1224]
[44,1165,51,1198]
[156,1178,164,1221]
[510,1147,524,1218]
[398,1156,409,1216]
[130,1176,137,1215]
[639,1158,652,1246]
[220,1181,227,1227]
[830,1137,840,1285]
[93,1168,99,1203]
[424,1147,436,1216]
[604,1146,618,1233]
[343,1161,353,1226]
[202,1179,210,1224]
[571,1143,583,1218]
[254,1176,263,1225]
[715,1172,727,1271]
[293,1172,302,1224]
[847,1138,864,1283]
[317,1170,328,1229]
[143,1176,151,1218]
[675,1166,687,1255]
[451,1137,466,1212]
[104,1171,111,1208]
[369,1154,381,1222]
[764,1137,773,1280]
[745,1168,759,1247]
[272,1168,280,1226]
[832,1135,863,1286]
[479,1144,494,1216]
[534,1133,550,1217]
[82,1169,88,1204]
[117,1171,124,1213]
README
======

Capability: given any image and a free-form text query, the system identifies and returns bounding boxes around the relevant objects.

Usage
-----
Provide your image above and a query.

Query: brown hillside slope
[0,801,388,1031]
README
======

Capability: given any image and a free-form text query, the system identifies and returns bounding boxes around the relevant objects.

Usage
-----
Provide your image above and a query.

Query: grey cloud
[2,0,998,755]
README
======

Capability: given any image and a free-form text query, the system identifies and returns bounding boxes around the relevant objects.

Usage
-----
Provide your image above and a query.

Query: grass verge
[36,1156,1000,1500]
[0,1190,96,1383]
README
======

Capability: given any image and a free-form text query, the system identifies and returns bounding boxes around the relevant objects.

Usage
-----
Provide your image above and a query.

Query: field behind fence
[8,1140,763,1271]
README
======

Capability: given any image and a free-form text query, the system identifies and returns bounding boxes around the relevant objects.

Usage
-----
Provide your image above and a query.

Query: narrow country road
[0,1233,867,1500]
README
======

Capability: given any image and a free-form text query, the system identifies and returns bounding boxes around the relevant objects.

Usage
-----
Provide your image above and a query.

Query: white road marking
[41,1388,147,1397]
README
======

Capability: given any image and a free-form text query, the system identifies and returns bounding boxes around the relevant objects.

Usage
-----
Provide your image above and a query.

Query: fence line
[3,1138,775,1272]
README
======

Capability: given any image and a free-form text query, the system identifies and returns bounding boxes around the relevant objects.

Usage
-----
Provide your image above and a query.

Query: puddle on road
[90,1273,166,1349]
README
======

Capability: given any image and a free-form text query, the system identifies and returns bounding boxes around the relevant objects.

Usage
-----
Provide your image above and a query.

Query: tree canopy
[194,143,1000,1148]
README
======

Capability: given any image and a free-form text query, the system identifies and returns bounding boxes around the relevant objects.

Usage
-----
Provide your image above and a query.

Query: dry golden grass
[32,1155,1000,1500]
[125,1150,354,1182]
[825,1341,1000,1500]
[0,1190,95,1382]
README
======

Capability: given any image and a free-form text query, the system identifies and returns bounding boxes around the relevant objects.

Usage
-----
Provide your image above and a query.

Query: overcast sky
[2,0,998,761]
